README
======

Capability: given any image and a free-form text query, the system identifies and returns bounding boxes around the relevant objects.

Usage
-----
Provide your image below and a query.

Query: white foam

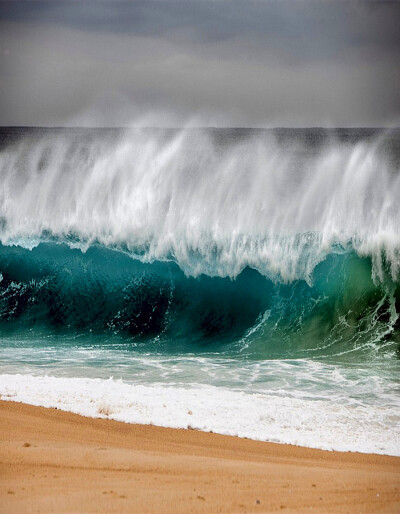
[1,373,399,456]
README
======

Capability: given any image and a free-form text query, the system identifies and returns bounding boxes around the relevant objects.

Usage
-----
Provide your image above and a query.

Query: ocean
[0,126,399,455]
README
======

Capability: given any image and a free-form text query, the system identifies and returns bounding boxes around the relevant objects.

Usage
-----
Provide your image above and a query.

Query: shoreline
[2,372,398,457]
[1,400,399,512]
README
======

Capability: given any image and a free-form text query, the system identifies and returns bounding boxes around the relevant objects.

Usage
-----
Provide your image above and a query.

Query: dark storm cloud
[2,1,400,61]
[0,0,399,126]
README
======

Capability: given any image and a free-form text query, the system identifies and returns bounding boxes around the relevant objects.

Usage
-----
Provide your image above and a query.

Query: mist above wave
[0,127,399,282]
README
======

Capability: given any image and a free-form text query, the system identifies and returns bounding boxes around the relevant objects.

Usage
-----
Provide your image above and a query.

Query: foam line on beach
[1,373,399,456]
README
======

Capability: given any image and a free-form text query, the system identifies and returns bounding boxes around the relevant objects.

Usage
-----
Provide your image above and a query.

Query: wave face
[0,241,398,359]
[0,127,399,359]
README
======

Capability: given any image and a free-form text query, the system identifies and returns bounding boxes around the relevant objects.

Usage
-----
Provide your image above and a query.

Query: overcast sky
[0,0,399,127]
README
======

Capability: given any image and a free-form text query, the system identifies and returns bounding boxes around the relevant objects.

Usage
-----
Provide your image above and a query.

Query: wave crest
[0,128,399,281]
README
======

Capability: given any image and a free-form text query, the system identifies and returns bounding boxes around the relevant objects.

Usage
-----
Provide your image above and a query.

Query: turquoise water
[0,242,398,361]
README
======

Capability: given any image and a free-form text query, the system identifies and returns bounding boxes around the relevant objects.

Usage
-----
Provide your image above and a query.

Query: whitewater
[0,126,399,455]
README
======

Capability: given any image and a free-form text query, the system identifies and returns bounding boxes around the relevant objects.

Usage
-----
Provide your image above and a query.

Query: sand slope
[0,400,399,513]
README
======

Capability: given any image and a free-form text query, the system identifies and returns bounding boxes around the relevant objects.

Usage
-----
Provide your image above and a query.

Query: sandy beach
[0,400,399,513]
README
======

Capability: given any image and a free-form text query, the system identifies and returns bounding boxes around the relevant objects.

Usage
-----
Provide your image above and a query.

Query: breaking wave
[0,127,399,359]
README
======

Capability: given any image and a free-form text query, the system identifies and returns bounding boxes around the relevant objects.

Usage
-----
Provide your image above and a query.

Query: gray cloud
[0,1,399,126]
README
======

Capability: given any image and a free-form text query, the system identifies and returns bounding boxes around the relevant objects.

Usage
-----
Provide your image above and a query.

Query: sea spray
[0,127,399,281]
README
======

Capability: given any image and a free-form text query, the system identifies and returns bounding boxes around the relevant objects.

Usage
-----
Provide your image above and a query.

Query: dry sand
[0,400,399,513]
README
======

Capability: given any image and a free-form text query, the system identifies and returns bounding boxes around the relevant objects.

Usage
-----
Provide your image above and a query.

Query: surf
[1,127,400,457]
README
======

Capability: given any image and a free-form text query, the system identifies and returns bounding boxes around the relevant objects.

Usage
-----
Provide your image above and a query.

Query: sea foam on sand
[0,373,399,456]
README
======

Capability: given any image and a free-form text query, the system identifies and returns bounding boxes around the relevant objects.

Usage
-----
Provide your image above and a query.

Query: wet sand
[0,400,399,513]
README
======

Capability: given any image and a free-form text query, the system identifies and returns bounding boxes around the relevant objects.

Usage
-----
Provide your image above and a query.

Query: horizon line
[1,125,399,131]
